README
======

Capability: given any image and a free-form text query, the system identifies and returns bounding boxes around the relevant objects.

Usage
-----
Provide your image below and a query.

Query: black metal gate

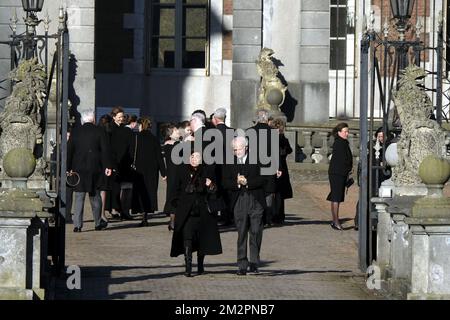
[358,4,448,271]
[0,9,70,276]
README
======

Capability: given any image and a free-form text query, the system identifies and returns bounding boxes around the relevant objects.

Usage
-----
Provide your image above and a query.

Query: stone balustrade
[285,122,364,164]
[285,123,450,165]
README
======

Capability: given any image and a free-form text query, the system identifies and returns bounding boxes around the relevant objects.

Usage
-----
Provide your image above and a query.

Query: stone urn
[411,155,450,218]
[418,155,450,198]
[2,148,36,190]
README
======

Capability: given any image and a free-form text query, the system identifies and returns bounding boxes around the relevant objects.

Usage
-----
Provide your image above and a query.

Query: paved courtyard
[53,177,384,300]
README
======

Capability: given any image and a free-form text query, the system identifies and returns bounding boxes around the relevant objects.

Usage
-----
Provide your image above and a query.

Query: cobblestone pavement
[54,178,385,300]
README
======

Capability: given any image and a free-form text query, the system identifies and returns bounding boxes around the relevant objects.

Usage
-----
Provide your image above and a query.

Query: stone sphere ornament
[2,147,36,178]
[265,87,284,107]
[418,155,450,185]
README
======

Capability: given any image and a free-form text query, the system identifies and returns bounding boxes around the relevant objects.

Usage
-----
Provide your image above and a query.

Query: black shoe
[95,219,108,231]
[139,220,149,227]
[236,269,247,276]
[249,263,259,273]
[73,227,81,232]
[331,222,343,231]
[354,225,359,231]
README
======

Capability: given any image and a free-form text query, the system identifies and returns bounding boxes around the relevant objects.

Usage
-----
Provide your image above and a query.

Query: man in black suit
[67,111,112,232]
[247,109,277,226]
[223,136,266,275]
[211,107,234,226]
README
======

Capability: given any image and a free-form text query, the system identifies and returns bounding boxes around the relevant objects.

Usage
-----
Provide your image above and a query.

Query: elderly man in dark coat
[67,111,112,232]
[170,152,222,277]
[223,136,266,275]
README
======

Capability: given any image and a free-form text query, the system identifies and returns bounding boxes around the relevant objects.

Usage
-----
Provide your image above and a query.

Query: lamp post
[390,0,415,41]
[21,0,45,59]
[390,0,416,73]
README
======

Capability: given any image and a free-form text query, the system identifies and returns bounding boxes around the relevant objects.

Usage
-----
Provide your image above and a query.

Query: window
[330,0,354,70]
[149,0,209,70]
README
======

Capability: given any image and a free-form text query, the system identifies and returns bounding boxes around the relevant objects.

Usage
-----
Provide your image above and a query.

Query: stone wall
[230,0,262,129]
[65,0,96,115]
[297,0,329,124]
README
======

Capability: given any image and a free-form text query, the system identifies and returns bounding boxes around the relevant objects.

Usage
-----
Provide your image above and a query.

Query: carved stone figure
[391,65,447,186]
[0,58,47,177]
[256,48,287,111]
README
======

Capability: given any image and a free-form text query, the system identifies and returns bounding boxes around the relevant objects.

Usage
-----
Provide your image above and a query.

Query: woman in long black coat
[109,107,134,219]
[327,122,353,230]
[130,116,167,226]
[170,152,222,277]
[161,123,181,231]
[271,119,293,224]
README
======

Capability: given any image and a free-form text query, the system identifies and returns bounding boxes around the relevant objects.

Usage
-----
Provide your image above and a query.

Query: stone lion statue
[391,65,447,186]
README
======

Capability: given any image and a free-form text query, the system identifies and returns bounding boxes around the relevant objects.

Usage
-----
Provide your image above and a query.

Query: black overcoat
[130,130,167,213]
[162,142,179,214]
[328,135,353,177]
[222,156,267,210]
[277,134,293,199]
[67,123,112,194]
[110,122,134,182]
[246,123,276,193]
[170,164,222,257]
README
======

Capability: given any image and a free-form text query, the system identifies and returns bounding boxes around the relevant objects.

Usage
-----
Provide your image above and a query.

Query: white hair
[213,107,227,121]
[191,112,205,124]
[81,111,95,124]
[232,135,248,148]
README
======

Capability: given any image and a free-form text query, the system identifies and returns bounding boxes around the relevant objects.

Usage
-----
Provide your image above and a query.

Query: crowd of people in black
[66,107,293,276]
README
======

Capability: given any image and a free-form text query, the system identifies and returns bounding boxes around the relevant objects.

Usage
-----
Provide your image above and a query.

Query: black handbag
[345,177,354,188]
[345,176,354,194]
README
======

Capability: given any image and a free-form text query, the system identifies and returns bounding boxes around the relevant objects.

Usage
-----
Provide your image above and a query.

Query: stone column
[406,178,450,299]
[0,172,50,300]
[0,211,50,300]
[66,0,96,114]
[318,131,329,164]
[384,195,421,297]
[230,0,262,129]
[301,131,313,163]
[294,0,330,124]
[371,197,392,283]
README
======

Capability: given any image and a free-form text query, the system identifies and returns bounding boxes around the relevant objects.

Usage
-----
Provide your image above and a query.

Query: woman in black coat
[97,114,114,222]
[271,119,293,224]
[327,122,353,230]
[130,116,167,226]
[170,152,222,277]
[161,123,181,231]
[109,106,134,219]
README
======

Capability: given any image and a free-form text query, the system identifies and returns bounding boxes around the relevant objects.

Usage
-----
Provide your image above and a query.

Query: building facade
[0,0,446,133]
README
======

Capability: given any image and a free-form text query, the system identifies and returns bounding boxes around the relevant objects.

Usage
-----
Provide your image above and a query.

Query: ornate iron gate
[358,2,448,271]
[0,9,70,275]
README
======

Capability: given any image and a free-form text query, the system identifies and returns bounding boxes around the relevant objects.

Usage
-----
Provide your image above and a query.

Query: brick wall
[224,0,233,15]
[222,32,233,60]
[222,0,233,60]
[372,0,429,42]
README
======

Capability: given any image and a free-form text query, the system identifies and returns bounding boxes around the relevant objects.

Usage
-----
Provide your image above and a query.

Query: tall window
[149,0,209,70]
[330,0,354,70]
